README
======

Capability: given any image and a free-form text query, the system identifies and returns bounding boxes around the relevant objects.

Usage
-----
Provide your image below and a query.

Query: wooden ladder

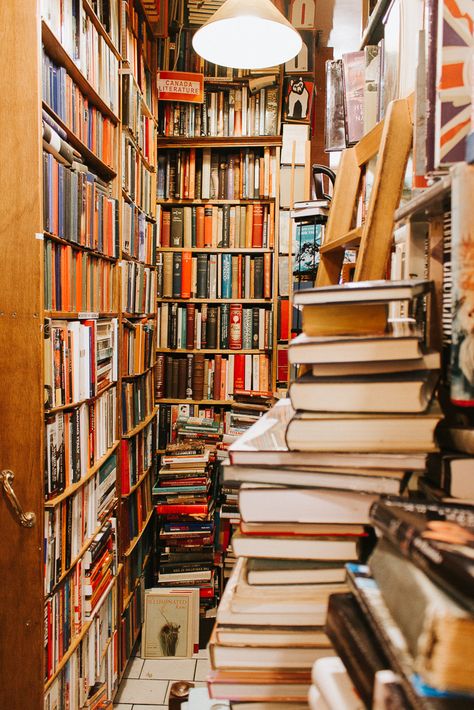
[316,96,414,286]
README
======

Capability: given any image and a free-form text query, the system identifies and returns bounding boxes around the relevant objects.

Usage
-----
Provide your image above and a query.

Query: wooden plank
[355,98,413,281]
[0,1,44,708]
[319,227,362,253]
[354,120,384,165]
[316,148,361,286]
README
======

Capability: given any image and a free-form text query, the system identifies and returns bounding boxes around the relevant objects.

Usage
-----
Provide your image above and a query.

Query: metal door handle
[0,470,36,527]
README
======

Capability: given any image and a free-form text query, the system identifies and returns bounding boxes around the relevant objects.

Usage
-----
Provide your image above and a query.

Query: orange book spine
[181,251,193,299]
[196,206,205,248]
[263,252,272,299]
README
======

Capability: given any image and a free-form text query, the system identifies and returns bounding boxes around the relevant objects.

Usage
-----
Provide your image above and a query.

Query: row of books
[44,559,117,685]
[42,53,116,168]
[43,150,119,258]
[44,318,118,409]
[122,135,155,217]
[44,239,117,313]
[121,0,154,96]
[122,200,157,265]
[121,72,156,165]
[156,147,277,201]
[120,260,156,316]
[158,202,274,249]
[122,318,156,377]
[155,353,271,402]
[156,403,223,450]
[44,596,117,709]
[42,0,119,114]
[44,470,117,595]
[120,415,156,495]
[157,303,273,351]
[157,85,279,138]
[45,387,117,499]
[158,252,272,300]
[121,370,154,435]
[119,474,154,553]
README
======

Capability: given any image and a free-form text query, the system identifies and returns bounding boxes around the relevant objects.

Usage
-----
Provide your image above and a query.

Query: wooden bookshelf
[157,136,283,149]
[121,463,154,498]
[43,232,119,261]
[123,509,155,558]
[394,176,452,223]
[122,406,158,440]
[157,199,275,205]
[83,0,122,58]
[41,21,119,123]
[158,247,273,254]
[156,348,270,354]
[156,298,272,304]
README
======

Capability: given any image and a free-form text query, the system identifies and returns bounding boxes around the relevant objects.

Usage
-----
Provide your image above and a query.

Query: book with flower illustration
[142,588,199,658]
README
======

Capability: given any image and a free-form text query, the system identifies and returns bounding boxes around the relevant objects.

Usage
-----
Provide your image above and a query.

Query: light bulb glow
[192,16,302,70]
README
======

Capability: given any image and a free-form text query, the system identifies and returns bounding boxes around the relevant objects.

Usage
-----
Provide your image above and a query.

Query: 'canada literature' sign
[157,71,204,103]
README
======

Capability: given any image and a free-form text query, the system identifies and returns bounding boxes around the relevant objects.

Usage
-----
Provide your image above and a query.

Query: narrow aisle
[115,648,210,709]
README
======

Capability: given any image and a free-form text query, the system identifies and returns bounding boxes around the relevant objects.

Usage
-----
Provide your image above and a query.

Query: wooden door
[0,1,44,707]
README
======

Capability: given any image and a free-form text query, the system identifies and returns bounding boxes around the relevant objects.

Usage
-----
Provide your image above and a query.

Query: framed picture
[142,588,199,658]
[283,77,315,123]
[285,30,315,73]
[289,0,316,28]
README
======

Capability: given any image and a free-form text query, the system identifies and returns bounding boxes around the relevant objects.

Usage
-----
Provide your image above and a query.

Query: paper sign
[157,71,204,103]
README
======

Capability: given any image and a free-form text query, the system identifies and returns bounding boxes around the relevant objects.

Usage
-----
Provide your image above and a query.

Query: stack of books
[325,498,474,709]
[153,444,220,625]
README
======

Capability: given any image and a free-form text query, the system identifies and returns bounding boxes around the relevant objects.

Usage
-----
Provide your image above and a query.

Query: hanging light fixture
[192,0,302,70]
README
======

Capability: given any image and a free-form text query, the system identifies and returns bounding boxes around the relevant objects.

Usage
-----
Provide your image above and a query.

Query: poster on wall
[283,76,315,123]
[157,71,204,103]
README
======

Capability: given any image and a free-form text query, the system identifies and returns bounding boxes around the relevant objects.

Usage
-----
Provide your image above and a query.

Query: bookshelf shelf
[157,199,275,205]
[122,125,155,173]
[44,380,117,414]
[41,21,119,124]
[158,247,273,254]
[44,311,119,320]
[47,504,118,598]
[157,136,283,149]
[121,251,157,268]
[156,298,272,304]
[394,175,452,223]
[83,0,122,60]
[121,551,151,613]
[44,570,120,692]
[123,509,155,558]
[121,188,156,219]
[44,232,118,262]
[157,398,231,405]
[156,348,271,355]
[122,406,159,439]
[121,463,154,498]
[42,102,117,180]
[44,441,120,507]
[122,363,156,380]
[122,311,157,319]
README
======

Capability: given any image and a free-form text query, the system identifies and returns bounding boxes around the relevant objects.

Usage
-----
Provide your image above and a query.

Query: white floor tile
[141,658,196,681]
[192,648,209,659]
[194,658,211,682]
[124,657,145,679]
[113,705,133,710]
[114,678,168,705]
[132,706,168,710]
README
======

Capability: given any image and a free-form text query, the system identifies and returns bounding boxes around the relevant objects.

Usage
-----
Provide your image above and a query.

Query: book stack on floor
[324,497,474,709]
[153,443,221,641]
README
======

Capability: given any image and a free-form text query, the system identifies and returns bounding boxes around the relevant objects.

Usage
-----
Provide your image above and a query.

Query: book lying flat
[246,559,347,586]
[312,656,365,710]
[207,668,311,702]
[229,399,428,470]
[209,626,335,671]
[285,403,442,454]
[293,279,432,305]
[232,530,361,561]
[289,370,439,414]
[215,624,331,649]
[311,350,440,377]
[238,485,379,524]
[223,461,408,495]
[288,331,424,365]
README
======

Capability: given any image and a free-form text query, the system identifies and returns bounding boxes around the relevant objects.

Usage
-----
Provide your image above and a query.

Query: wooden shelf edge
[157,135,282,148]
[157,198,275,205]
[155,348,270,354]
[122,406,159,439]
[123,509,155,558]
[45,380,117,415]
[156,298,272,304]
[394,175,451,223]
[157,247,272,253]
[44,232,119,262]
[319,226,362,253]
[121,464,154,499]
[82,0,122,60]
[156,398,231,405]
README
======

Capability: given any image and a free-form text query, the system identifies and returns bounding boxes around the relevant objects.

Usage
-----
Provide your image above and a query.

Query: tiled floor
[114,648,211,709]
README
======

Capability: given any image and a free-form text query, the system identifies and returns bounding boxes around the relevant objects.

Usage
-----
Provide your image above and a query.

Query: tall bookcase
[0,0,159,707]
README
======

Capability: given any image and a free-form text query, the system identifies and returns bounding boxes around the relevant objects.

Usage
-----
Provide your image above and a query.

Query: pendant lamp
[192,0,302,70]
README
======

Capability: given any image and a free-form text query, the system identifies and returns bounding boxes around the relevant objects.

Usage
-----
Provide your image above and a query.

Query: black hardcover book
[326,592,392,708]
[168,303,178,350]
[221,204,230,247]
[196,253,208,299]
[220,304,230,349]
[171,206,184,246]
[206,306,218,349]
[172,253,182,298]
[370,497,474,612]
[252,308,259,349]
[253,255,264,299]
[171,359,179,399]
[177,359,187,399]
[165,404,172,447]
[165,356,173,398]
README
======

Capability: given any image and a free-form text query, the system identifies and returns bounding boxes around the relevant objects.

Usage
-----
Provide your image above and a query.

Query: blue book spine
[221,253,232,298]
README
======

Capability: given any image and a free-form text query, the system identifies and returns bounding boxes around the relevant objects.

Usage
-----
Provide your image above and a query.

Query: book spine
[186,303,196,350]
[196,254,208,299]
[155,354,165,399]
[172,253,182,298]
[186,354,194,399]
[221,253,232,299]
[206,306,218,349]
[229,303,243,350]
[220,304,230,349]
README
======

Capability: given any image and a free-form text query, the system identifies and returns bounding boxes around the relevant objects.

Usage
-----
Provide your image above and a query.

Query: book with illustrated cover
[325,59,346,151]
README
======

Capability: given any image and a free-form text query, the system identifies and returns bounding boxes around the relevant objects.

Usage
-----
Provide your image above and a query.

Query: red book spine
[213,354,222,400]
[155,503,210,515]
[233,353,245,390]
[120,439,130,495]
[251,203,264,247]
[229,303,243,349]
[161,210,171,247]
[181,251,192,299]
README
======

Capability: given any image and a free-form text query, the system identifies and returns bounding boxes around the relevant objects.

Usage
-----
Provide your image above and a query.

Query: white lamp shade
[192,0,302,70]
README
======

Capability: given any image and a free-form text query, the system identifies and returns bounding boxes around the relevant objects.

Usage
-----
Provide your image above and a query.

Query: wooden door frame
[0,1,44,708]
